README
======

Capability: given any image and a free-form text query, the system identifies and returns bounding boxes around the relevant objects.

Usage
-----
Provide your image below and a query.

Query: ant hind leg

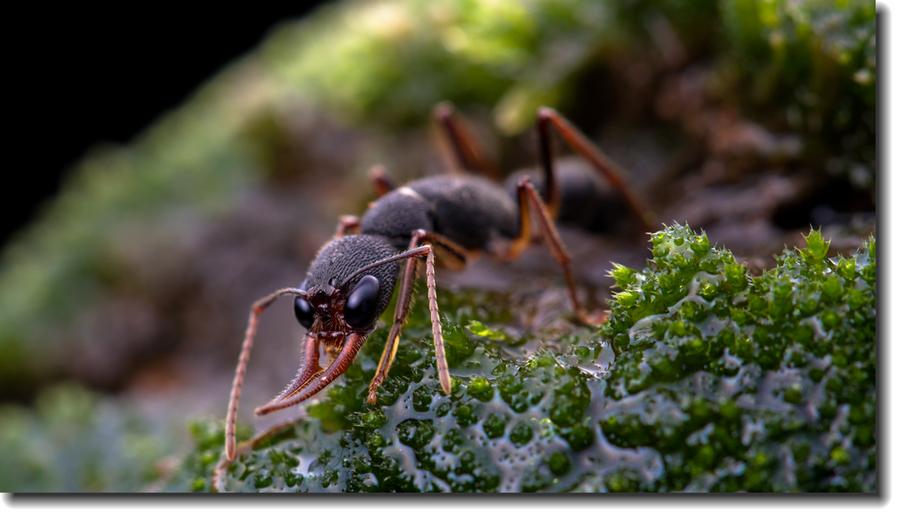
[536,107,655,233]
[433,102,500,180]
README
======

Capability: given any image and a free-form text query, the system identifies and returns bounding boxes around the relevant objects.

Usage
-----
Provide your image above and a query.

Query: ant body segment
[223,104,654,462]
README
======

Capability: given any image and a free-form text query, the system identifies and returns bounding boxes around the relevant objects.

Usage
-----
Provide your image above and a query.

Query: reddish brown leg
[367,230,454,403]
[335,215,361,237]
[535,110,561,219]
[368,165,395,198]
[500,176,535,261]
[214,416,303,491]
[434,102,500,180]
[367,243,425,404]
[509,177,606,326]
[225,287,307,461]
[425,245,452,395]
[537,107,655,233]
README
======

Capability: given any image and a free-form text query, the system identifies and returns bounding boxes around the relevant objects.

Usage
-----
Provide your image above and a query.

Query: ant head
[294,235,400,342]
[244,235,404,422]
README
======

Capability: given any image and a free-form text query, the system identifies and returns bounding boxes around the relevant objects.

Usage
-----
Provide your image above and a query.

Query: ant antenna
[338,245,432,290]
[225,287,307,460]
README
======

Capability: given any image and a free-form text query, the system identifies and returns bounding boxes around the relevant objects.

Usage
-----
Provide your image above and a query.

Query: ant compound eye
[293,296,314,328]
[293,279,314,328]
[344,275,380,328]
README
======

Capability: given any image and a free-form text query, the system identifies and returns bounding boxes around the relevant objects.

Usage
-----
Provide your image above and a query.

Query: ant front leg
[367,229,456,403]
[224,287,307,461]
[214,417,301,492]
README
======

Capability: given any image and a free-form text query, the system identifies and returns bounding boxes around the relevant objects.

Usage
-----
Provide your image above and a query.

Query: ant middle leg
[506,177,606,326]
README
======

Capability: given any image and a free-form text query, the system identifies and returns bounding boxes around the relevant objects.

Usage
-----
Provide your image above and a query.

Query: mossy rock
[178,225,875,492]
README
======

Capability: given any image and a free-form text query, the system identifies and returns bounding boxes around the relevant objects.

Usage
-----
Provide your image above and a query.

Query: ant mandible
[223,103,654,461]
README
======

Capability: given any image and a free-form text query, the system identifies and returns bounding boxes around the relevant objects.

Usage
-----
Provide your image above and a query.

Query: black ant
[222,103,654,462]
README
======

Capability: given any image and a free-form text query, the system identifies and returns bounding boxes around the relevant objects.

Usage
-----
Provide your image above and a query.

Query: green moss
[181,225,874,492]
[598,224,876,492]
[482,413,510,440]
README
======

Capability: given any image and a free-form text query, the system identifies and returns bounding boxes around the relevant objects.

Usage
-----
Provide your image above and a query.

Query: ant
[222,103,654,462]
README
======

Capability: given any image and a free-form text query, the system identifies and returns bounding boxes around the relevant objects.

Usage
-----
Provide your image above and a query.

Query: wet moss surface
[180,225,875,493]
[598,226,876,492]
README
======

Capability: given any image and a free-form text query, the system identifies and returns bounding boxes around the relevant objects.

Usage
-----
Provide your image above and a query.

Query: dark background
[6,4,329,247]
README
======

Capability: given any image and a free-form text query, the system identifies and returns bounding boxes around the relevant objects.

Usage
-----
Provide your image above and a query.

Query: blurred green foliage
[266,0,625,132]
[193,226,875,492]
[717,0,876,189]
[0,384,178,492]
